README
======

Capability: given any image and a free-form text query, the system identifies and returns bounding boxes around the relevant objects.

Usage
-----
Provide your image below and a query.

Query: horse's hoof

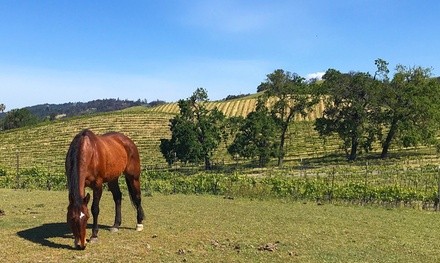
[89,237,98,243]
[109,227,119,232]
[136,224,144,231]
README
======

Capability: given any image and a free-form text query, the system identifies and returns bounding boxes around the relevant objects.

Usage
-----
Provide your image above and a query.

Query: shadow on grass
[17,222,73,249]
[16,223,115,250]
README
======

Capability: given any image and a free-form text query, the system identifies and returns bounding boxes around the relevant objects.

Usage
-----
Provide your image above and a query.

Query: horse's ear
[83,193,90,205]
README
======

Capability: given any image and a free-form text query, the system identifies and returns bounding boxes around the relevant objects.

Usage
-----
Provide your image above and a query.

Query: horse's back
[101,132,140,163]
[68,129,141,184]
[103,132,141,177]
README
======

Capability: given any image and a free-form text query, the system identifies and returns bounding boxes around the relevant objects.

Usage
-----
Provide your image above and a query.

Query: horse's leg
[125,175,145,231]
[108,179,122,232]
[90,186,103,242]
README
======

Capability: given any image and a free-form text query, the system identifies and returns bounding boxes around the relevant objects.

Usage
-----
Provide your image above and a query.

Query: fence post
[436,166,440,211]
[15,149,20,189]
[363,161,369,205]
[329,166,335,202]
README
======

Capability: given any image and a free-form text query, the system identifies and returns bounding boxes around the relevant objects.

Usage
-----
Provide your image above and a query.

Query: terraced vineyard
[149,96,326,121]
[0,95,329,174]
[0,96,438,176]
[0,111,174,174]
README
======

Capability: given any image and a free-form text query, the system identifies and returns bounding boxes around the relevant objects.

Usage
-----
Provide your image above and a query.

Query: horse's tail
[125,175,145,221]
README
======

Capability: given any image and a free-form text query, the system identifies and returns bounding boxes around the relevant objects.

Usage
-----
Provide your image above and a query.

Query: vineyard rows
[1,99,439,179]
[0,111,174,174]
[148,98,326,120]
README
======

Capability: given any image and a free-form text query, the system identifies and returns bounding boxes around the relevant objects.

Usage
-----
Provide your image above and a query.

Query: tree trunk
[204,157,211,170]
[259,156,265,167]
[349,136,358,161]
[277,126,288,167]
[381,119,398,159]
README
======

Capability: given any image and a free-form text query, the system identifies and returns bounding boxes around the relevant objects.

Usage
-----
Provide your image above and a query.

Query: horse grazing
[66,129,145,250]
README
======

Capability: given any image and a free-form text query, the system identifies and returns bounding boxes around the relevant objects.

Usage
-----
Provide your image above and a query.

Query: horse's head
[67,193,90,250]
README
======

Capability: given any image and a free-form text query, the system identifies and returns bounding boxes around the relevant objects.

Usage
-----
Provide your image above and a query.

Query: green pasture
[1,189,440,262]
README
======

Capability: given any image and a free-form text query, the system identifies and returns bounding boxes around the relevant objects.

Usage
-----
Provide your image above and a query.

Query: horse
[65,129,145,250]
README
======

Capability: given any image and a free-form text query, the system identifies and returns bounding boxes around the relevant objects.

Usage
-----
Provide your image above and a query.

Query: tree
[159,88,225,170]
[314,69,381,161]
[379,64,440,158]
[2,108,39,130]
[228,100,279,167]
[0,103,5,113]
[260,69,318,166]
[159,138,176,167]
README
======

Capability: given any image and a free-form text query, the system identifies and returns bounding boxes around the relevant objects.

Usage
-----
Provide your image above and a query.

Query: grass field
[1,189,440,262]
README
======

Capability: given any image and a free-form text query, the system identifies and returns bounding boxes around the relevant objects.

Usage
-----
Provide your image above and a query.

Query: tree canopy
[159,88,225,169]
[315,59,440,160]
[260,69,318,166]
[1,108,39,130]
[314,69,381,160]
[228,100,279,167]
[158,60,440,166]
[379,64,440,158]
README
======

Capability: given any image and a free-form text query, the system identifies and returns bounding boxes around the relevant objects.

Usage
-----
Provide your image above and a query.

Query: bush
[1,167,438,210]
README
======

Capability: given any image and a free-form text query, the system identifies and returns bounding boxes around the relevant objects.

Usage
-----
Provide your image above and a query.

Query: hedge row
[1,167,438,209]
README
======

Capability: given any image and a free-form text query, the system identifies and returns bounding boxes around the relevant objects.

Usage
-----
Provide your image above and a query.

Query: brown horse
[66,129,145,250]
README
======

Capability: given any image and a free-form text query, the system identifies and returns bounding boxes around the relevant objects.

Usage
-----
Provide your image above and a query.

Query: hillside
[0,110,174,174]
[0,96,330,174]
[149,96,326,120]
[0,99,147,120]
[0,96,437,176]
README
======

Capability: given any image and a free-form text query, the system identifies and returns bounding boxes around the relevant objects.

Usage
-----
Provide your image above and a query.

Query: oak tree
[260,69,317,166]
[160,88,225,169]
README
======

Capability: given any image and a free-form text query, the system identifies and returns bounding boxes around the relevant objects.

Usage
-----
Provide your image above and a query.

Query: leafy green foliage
[1,108,39,130]
[315,59,440,161]
[0,168,65,190]
[141,167,440,207]
[315,68,383,160]
[228,101,279,167]
[379,64,440,158]
[160,88,226,169]
[1,164,439,209]
[260,69,318,166]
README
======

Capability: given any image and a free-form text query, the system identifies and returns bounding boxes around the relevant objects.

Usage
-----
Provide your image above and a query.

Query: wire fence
[3,153,440,210]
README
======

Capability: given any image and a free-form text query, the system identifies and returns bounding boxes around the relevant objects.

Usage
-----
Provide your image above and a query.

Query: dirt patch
[258,241,279,252]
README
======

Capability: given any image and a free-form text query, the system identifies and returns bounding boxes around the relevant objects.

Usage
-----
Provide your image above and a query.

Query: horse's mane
[66,129,94,207]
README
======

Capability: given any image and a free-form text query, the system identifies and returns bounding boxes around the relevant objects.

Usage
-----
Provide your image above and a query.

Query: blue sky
[1,1,439,110]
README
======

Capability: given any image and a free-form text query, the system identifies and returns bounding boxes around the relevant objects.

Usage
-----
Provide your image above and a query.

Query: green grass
[1,189,440,262]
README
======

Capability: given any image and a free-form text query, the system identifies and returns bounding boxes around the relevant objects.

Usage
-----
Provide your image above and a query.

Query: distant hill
[0,98,167,120]
[0,93,257,121]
